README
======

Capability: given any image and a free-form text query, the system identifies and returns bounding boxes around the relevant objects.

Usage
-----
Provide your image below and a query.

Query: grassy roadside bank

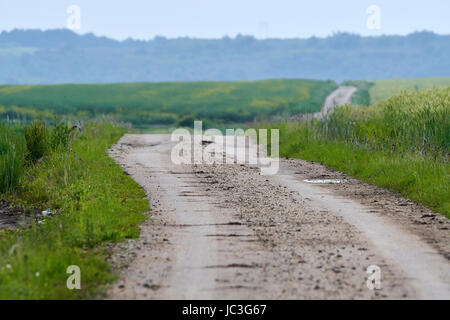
[0,123,147,299]
[273,88,449,218]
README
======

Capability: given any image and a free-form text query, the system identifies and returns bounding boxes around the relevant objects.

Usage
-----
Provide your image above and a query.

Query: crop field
[346,77,450,106]
[273,87,450,217]
[0,79,337,128]
[370,77,450,104]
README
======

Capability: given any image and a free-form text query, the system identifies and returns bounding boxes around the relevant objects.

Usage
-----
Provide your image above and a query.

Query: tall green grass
[24,119,49,163]
[0,125,26,193]
[274,88,450,217]
[315,89,449,156]
[0,118,75,193]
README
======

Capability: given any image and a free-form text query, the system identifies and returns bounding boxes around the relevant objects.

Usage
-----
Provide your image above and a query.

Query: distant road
[314,85,357,119]
[289,85,357,122]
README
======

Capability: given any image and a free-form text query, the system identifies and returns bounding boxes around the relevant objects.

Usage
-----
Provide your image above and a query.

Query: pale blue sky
[0,0,449,40]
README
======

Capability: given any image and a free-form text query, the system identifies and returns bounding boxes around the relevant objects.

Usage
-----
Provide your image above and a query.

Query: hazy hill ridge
[1,29,449,84]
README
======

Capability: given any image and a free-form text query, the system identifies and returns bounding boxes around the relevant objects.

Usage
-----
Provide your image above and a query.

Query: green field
[0,79,337,128]
[370,77,450,104]
[346,77,450,106]
[271,87,450,217]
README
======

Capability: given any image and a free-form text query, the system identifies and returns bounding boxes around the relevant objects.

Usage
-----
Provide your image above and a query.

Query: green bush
[316,88,450,156]
[0,125,26,192]
[24,119,49,162]
[50,119,72,151]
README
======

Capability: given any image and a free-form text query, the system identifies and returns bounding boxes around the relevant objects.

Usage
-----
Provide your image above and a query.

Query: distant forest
[0,29,449,84]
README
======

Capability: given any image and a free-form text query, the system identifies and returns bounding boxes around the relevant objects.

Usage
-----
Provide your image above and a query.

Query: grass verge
[0,123,147,299]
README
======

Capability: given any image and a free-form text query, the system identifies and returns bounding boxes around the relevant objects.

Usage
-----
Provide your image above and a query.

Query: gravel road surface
[107,134,450,299]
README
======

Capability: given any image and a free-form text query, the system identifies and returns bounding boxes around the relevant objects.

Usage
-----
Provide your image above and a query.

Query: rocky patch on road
[193,163,415,299]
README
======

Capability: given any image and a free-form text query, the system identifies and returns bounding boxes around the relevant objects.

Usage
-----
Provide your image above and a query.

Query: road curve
[314,86,357,119]
[290,86,357,122]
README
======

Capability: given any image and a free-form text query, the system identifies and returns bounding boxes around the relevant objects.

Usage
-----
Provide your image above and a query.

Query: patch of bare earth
[0,200,39,231]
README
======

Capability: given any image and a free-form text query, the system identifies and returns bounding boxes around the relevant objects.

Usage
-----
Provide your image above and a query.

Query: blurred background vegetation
[0,29,449,85]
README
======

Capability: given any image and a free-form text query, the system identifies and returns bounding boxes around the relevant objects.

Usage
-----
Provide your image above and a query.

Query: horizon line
[1,28,448,43]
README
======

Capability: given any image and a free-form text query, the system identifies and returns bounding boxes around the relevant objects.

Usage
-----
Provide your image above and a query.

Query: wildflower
[6,264,11,269]
[35,272,40,277]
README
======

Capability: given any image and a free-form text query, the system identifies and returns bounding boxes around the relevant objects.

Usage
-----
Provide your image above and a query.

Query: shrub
[0,125,26,192]
[24,119,49,162]
[50,118,72,151]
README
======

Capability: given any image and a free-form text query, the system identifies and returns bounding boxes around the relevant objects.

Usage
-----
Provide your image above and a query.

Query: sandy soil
[107,134,450,300]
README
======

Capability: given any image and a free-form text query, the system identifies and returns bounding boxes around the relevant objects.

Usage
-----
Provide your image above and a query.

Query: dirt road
[289,86,357,122]
[108,134,450,300]
[314,86,357,119]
